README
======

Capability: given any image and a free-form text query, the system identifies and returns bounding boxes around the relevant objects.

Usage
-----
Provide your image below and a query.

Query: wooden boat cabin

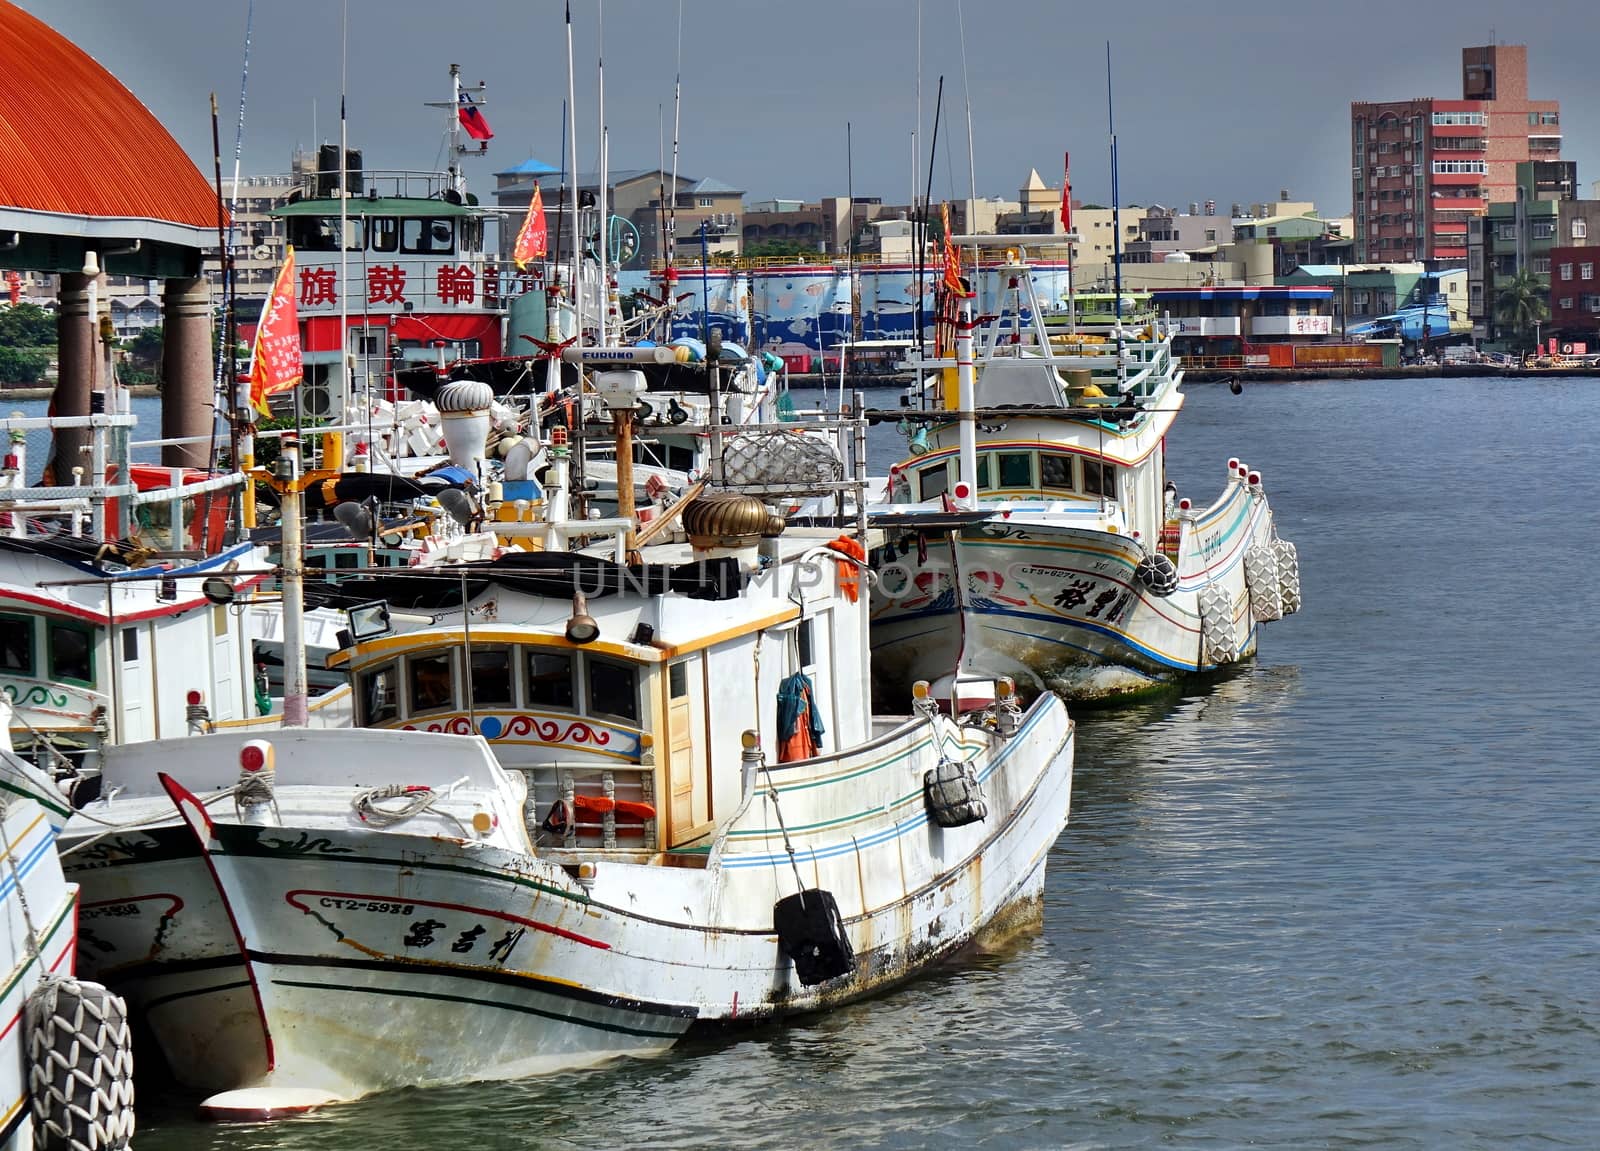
[328,525,870,859]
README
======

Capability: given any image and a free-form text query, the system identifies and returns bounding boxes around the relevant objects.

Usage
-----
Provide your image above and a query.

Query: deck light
[565,593,600,645]
[201,577,236,606]
[346,600,393,642]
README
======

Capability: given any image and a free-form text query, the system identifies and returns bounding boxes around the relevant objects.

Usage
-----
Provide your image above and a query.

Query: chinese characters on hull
[296,262,485,310]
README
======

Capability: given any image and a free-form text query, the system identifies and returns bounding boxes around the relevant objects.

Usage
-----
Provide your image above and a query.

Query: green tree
[1494,270,1549,352]
[0,302,56,348]
[0,345,50,384]
[119,325,164,385]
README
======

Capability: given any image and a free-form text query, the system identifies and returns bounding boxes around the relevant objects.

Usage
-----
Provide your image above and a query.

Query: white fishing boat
[869,237,1301,701]
[57,384,1075,1115]
[0,701,134,1151]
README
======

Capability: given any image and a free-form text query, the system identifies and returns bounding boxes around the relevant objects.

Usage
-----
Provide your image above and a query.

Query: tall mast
[917,77,943,371]
[449,63,463,193]
[914,0,922,214]
[595,0,608,346]
[669,0,682,269]
[332,0,347,443]
[547,100,568,395]
[565,1,582,345]
[1107,41,1125,391]
[957,0,978,293]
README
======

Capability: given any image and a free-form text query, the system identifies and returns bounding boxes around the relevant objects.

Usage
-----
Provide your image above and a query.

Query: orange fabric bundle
[825,536,868,603]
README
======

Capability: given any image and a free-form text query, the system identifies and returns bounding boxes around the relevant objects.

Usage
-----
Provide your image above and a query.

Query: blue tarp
[1346,308,1453,340]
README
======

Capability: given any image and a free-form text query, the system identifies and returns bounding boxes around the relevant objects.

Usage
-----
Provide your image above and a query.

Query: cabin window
[635,441,695,474]
[407,651,455,714]
[47,622,93,685]
[997,452,1033,489]
[1041,452,1076,491]
[333,552,361,570]
[401,217,456,255]
[668,660,690,700]
[358,661,399,725]
[975,454,991,490]
[469,646,514,708]
[121,628,139,662]
[288,215,363,253]
[370,216,399,253]
[918,462,948,502]
[525,651,575,709]
[1083,459,1118,499]
[0,615,33,675]
[796,619,815,669]
[587,657,640,724]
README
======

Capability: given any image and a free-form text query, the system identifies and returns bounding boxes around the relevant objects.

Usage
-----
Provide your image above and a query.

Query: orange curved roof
[0,1,218,232]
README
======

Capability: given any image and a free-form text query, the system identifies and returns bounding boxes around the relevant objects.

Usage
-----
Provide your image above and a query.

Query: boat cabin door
[664,657,709,844]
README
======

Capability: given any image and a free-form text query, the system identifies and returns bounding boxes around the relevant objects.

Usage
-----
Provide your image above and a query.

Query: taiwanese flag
[458,91,493,141]
[249,246,303,417]
[514,182,548,270]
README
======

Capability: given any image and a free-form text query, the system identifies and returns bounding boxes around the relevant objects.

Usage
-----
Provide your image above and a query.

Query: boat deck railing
[0,413,249,551]
[292,167,473,204]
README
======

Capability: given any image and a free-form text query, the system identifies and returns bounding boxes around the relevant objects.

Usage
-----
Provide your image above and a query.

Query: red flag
[514,183,548,270]
[249,247,303,417]
[1061,151,1072,234]
[458,91,493,142]
[940,202,963,295]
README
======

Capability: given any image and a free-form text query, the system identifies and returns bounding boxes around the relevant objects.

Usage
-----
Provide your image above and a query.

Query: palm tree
[1494,269,1549,353]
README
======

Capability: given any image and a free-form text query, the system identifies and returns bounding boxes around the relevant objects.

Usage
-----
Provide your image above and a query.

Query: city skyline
[15,0,1600,216]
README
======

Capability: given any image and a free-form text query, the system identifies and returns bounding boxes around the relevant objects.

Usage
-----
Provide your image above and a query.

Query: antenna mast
[596,0,608,345]
[1107,41,1125,391]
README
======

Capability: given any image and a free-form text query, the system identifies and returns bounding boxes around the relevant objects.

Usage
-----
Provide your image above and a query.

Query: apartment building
[1351,45,1561,266]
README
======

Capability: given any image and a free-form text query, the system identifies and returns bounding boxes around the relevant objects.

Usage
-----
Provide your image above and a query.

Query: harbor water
[112,376,1597,1148]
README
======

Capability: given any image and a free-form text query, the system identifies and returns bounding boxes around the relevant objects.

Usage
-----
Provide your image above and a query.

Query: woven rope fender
[1274,539,1302,615]
[25,977,136,1150]
[1197,582,1237,667]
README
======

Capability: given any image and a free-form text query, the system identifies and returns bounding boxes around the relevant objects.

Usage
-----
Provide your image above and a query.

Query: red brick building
[1352,46,1561,267]
[1549,246,1600,343]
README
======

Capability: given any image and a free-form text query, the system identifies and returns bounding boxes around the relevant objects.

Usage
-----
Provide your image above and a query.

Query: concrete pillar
[49,273,98,485]
[161,276,214,469]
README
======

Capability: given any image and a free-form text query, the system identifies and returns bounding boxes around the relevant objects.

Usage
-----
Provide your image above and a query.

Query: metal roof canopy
[0,209,206,277]
[0,2,219,277]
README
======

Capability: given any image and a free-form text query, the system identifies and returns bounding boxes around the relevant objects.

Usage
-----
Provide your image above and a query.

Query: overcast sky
[19,0,1600,216]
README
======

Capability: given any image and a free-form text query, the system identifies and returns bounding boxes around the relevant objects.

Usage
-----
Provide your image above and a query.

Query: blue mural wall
[617,262,1074,356]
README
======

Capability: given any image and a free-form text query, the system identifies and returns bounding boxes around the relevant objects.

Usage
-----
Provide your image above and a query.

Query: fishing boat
[869,237,1302,701]
[0,794,79,1150]
[0,701,135,1150]
[0,406,388,771]
[57,378,1076,1115]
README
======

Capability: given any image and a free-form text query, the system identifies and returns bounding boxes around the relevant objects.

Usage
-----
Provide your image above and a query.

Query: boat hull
[1,801,80,1151]
[81,698,1073,1105]
[872,481,1290,700]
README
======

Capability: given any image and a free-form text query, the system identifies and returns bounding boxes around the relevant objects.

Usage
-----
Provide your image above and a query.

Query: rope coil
[352,784,439,827]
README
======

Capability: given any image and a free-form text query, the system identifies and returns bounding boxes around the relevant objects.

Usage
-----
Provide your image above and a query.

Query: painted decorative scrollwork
[2,682,71,709]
